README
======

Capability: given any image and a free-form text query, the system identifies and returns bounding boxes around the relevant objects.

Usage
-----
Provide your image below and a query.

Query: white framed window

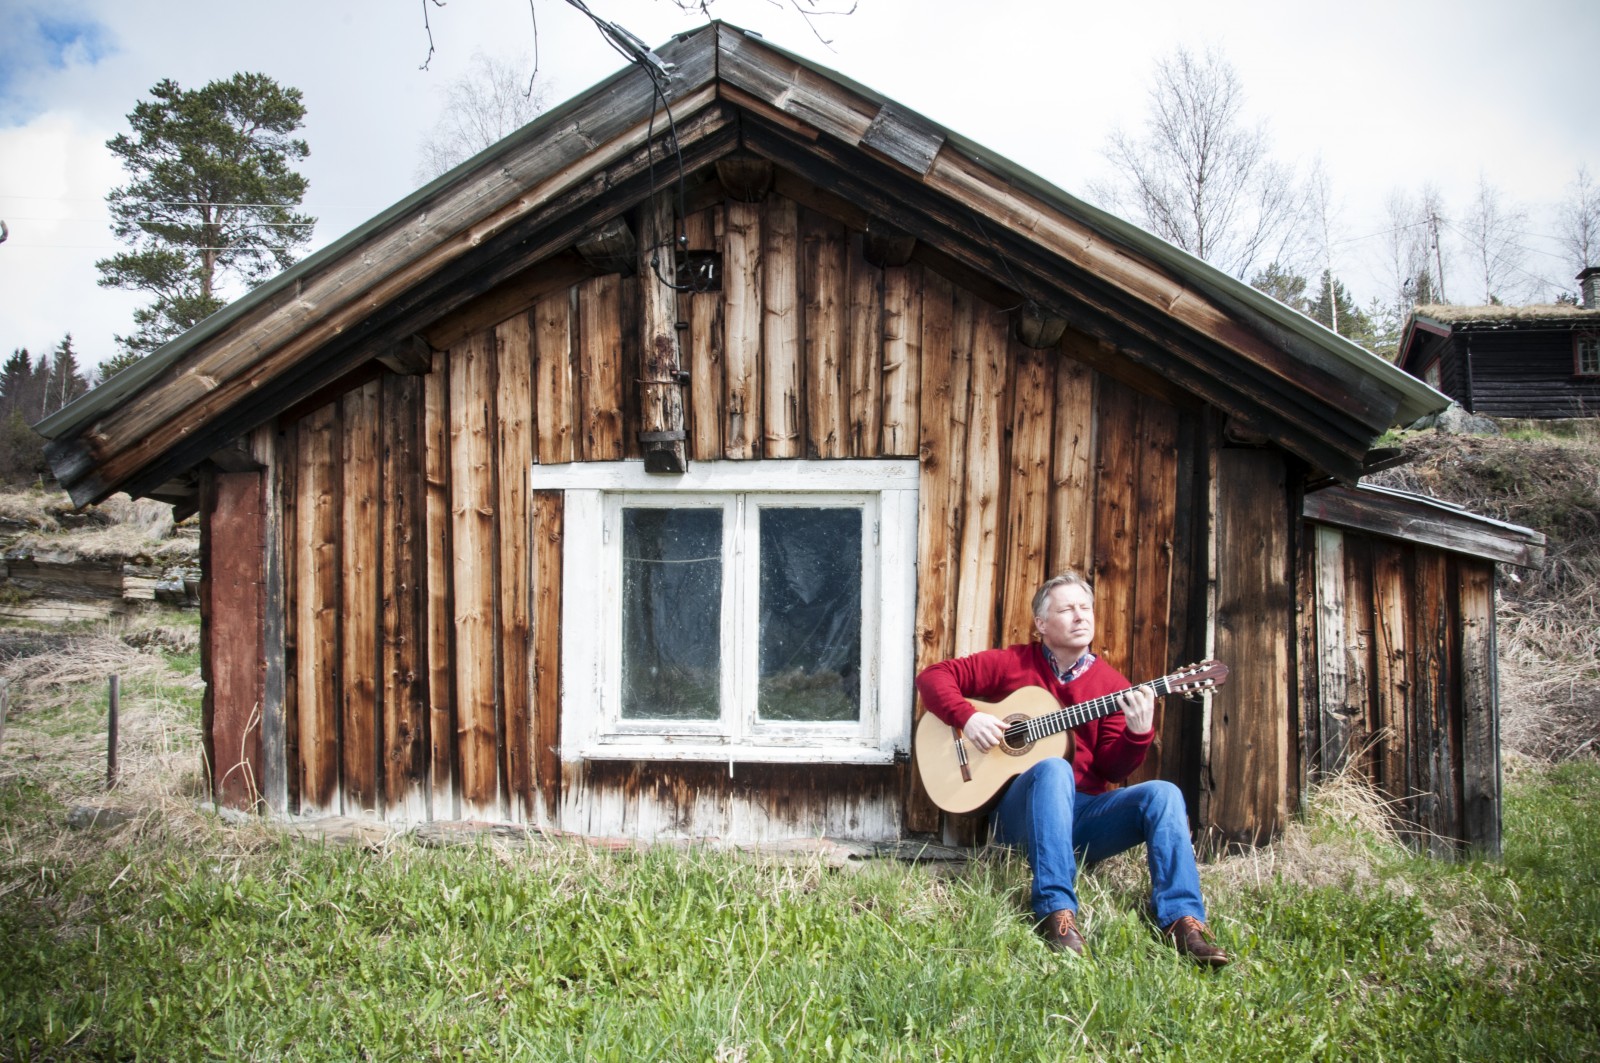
[536,460,918,765]
[1576,334,1600,377]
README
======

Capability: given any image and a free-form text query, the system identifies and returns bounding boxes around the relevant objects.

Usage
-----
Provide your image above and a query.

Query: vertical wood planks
[906,272,966,835]
[998,344,1053,649]
[1131,394,1178,679]
[684,206,725,460]
[801,207,848,459]
[293,404,341,814]
[381,373,430,822]
[845,232,883,456]
[531,490,565,822]
[578,274,625,461]
[1048,343,1096,580]
[1412,550,1456,855]
[1127,393,1178,781]
[880,262,922,456]
[952,302,1007,655]
[1370,540,1411,814]
[1091,377,1139,673]
[339,381,382,815]
[723,200,763,458]
[496,314,536,820]
[204,469,265,812]
[762,196,802,458]
[1313,524,1351,774]
[534,289,576,465]
[1341,536,1376,778]
[1458,560,1500,854]
[423,350,458,818]
[250,424,289,815]
[1209,449,1291,847]
[450,331,502,819]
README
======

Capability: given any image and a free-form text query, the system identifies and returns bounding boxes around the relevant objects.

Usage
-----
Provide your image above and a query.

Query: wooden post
[107,674,120,789]
[638,191,689,473]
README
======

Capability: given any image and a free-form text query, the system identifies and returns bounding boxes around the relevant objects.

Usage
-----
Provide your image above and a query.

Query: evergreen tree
[0,348,46,483]
[0,348,39,423]
[42,334,89,417]
[97,73,315,359]
[1250,262,1311,313]
[1308,270,1379,353]
[95,349,146,383]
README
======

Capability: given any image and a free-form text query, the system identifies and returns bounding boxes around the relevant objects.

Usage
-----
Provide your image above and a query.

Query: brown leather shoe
[1039,909,1086,956]
[1163,915,1229,968]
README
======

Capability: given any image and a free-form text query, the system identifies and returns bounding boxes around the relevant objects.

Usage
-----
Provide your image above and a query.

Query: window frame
[1575,333,1600,377]
[536,459,919,765]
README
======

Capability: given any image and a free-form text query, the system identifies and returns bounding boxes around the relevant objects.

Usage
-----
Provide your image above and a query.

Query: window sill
[571,741,905,766]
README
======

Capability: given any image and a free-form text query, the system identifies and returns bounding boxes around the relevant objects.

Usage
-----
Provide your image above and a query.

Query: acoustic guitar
[914,661,1229,814]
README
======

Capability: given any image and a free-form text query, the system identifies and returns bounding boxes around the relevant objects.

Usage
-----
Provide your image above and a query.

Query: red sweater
[915,644,1152,795]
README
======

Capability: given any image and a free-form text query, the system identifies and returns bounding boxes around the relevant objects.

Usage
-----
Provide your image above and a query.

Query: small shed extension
[38,24,1539,854]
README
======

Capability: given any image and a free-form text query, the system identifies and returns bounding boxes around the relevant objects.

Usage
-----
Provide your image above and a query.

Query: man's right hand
[962,711,1005,752]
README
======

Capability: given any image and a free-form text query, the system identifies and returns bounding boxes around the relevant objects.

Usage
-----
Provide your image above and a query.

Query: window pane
[621,507,722,720]
[758,507,862,722]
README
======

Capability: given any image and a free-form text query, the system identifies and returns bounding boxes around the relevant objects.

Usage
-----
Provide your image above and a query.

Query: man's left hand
[1118,685,1155,735]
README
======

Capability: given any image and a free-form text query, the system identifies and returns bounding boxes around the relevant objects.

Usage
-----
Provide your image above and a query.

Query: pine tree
[97,73,315,359]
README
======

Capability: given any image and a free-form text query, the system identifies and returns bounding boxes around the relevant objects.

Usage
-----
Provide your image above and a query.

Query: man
[914,571,1228,967]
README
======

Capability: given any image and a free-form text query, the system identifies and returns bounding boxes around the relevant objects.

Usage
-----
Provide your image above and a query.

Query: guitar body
[913,660,1228,815]
[913,686,1074,815]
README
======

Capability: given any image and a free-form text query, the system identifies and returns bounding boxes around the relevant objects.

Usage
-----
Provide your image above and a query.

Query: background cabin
[1397,270,1600,419]
[39,24,1541,855]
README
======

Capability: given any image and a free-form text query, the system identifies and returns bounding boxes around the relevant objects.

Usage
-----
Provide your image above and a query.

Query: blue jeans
[991,757,1206,927]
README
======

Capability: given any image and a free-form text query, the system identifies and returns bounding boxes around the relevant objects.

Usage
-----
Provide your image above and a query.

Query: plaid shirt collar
[1041,644,1096,683]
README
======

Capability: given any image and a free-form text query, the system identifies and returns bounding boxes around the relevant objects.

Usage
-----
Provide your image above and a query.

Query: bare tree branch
[1091,45,1312,281]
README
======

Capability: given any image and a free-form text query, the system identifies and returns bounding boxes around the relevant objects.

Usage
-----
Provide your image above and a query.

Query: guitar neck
[1015,672,1186,742]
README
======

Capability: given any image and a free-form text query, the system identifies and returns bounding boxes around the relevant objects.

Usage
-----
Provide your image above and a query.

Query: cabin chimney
[1579,266,1600,310]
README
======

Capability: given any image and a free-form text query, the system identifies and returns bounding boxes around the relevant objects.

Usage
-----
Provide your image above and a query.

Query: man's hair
[1032,571,1094,618]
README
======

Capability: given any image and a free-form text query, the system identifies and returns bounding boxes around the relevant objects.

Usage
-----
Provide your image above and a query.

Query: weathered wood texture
[1208,449,1293,848]
[200,468,265,811]
[236,186,1497,845]
[1302,520,1503,854]
[241,190,1200,834]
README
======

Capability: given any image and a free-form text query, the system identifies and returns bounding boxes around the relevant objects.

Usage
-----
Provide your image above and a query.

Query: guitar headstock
[1169,660,1228,695]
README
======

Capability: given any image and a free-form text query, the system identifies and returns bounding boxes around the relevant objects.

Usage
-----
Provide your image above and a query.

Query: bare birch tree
[1458,174,1531,304]
[1557,163,1600,277]
[1093,46,1311,280]
[416,50,549,182]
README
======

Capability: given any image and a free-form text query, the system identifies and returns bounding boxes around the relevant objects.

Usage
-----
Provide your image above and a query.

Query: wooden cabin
[39,25,1543,854]
[1397,278,1600,420]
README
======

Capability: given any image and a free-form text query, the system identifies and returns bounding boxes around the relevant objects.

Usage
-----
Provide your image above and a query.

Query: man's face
[1034,583,1095,659]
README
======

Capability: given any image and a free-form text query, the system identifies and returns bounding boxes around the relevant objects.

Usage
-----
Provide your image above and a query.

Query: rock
[66,805,139,829]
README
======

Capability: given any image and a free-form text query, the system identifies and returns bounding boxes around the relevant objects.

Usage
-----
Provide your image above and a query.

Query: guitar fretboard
[1003,674,1181,745]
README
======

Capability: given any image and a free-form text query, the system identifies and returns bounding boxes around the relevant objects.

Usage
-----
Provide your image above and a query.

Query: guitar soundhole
[999,713,1033,757]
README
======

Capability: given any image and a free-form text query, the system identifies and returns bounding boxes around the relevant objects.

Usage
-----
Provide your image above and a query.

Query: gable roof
[39,22,1446,507]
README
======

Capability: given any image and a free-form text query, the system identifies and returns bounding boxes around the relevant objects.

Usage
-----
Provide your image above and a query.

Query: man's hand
[1118,685,1156,735]
[962,711,1005,752]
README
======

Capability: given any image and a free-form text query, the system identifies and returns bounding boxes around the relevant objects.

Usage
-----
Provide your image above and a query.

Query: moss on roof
[1415,303,1600,324]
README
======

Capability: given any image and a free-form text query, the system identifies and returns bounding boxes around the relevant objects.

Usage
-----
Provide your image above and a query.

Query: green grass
[2,763,1599,1061]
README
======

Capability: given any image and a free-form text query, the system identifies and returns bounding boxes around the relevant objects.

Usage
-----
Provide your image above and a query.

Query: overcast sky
[2,0,1596,373]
